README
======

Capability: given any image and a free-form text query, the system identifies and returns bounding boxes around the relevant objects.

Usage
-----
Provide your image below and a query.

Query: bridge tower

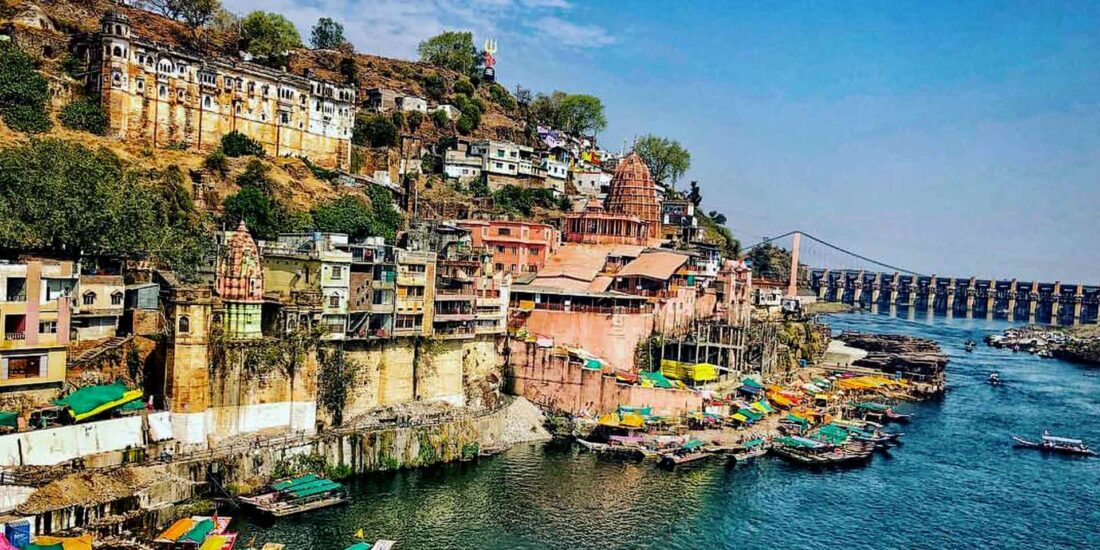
[966,276,976,319]
[786,231,801,298]
[985,280,995,321]
[818,268,829,300]
[853,271,864,304]
[1052,281,1062,326]
[1007,279,1017,321]
[1073,284,1084,325]
[927,275,936,317]
[945,278,956,318]
[1028,281,1038,323]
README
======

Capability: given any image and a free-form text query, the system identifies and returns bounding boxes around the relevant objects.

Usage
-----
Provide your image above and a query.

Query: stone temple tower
[215,221,264,339]
[605,153,662,240]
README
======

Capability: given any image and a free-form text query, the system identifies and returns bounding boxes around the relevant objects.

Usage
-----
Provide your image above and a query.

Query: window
[136,79,144,93]
[280,112,289,124]
[83,291,97,305]
[39,321,57,334]
[158,59,173,74]
[5,278,26,302]
[112,46,123,57]
[203,96,212,108]
[111,292,123,306]
[496,150,505,158]
[495,162,503,169]
[6,356,42,379]
[496,246,505,253]
[498,227,511,236]
[331,266,344,280]
[329,295,340,307]
[158,85,167,100]
[178,315,190,333]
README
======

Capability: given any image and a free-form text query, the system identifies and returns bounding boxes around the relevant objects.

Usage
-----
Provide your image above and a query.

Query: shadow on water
[235,313,1100,550]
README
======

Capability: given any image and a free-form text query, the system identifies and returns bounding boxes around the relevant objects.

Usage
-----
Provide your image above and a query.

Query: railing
[523,302,647,315]
[397,273,427,286]
[396,299,425,311]
[4,332,25,341]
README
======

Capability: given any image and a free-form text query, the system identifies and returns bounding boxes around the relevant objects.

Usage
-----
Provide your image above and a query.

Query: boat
[884,410,912,423]
[965,339,976,352]
[988,372,1002,386]
[731,439,768,462]
[658,440,711,466]
[239,474,348,518]
[345,541,397,550]
[154,516,236,549]
[1012,434,1096,457]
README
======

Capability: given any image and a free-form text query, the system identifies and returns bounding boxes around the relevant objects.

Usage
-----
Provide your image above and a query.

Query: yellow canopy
[199,535,228,550]
[32,535,93,550]
[598,413,620,427]
[156,518,196,542]
[621,413,645,428]
[732,413,748,422]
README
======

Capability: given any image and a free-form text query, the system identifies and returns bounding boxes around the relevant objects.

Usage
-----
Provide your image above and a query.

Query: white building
[573,169,613,199]
[397,95,428,113]
[434,104,459,120]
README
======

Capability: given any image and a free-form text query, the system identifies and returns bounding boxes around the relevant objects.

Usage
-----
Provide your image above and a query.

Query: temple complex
[215,221,264,339]
[564,153,663,246]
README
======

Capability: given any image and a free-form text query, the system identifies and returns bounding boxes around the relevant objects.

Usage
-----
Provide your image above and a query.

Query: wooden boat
[1013,434,1096,457]
[659,450,710,466]
[884,409,912,423]
[240,474,348,518]
[731,446,768,462]
[575,438,612,452]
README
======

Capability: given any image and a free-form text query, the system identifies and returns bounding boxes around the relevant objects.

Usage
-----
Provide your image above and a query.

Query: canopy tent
[28,535,93,550]
[639,370,678,389]
[272,474,318,491]
[783,414,809,427]
[681,440,705,451]
[617,406,652,416]
[774,436,821,449]
[0,411,17,429]
[155,518,197,543]
[854,402,890,412]
[344,544,371,550]
[53,381,142,422]
[742,438,765,448]
[179,519,215,544]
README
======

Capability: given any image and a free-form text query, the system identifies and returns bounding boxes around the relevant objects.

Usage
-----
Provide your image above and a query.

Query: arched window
[158,59,173,74]
[203,96,212,108]
[114,24,122,35]
[110,291,123,306]
[112,73,122,88]
[158,85,167,99]
[112,46,122,57]
[178,315,190,333]
[82,291,96,305]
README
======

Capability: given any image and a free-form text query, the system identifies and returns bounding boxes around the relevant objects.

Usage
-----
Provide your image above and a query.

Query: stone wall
[519,309,654,370]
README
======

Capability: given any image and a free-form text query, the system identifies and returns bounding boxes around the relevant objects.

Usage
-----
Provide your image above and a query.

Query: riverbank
[986,324,1100,365]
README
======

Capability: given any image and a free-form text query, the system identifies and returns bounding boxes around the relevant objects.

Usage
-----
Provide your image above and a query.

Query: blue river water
[236,313,1100,549]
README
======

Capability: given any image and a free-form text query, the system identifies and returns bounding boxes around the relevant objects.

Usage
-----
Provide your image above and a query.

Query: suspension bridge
[744,231,1100,326]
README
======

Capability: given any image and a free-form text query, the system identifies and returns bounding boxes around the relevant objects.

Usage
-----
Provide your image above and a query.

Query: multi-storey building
[457,220,561,275]
[86,11,356,169]
[393,249,435,337]
[260,233,352,339]
[73,267,125,341]
[345,238,397,339]
[0,260,75,392]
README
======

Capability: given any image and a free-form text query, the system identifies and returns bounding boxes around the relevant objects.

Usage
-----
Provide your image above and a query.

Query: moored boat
[1012,434,1096,457]
[240,474,348,518]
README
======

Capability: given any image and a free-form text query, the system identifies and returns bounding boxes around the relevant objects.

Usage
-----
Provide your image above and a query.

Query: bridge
[745,231,1100,326]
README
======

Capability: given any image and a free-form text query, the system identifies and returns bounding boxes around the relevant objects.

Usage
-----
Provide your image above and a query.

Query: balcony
[370,302,395,313]
[4,332,25,341]
[434,312,475,322]
[475,324,503,335]
[396,299,425,313]
[397,273,427,286]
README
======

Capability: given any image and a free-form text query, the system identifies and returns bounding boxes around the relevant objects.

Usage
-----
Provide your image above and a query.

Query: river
[235,313,1100,549]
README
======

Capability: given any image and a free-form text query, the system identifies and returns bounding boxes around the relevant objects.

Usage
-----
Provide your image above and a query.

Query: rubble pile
[986,326,1100,365]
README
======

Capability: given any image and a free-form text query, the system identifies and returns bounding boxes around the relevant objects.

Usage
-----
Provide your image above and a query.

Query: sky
[221,0,1100,283]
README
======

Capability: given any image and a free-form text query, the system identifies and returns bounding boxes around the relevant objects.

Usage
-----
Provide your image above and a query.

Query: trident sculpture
[483,38,498,69]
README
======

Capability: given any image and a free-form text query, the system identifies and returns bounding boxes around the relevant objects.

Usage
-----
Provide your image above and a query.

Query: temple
[215,221,264,339]
[564,153,663,246]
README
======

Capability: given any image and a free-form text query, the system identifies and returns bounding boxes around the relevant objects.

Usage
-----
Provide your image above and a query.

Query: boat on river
[731,439,768,462]
[988,372,1002,386]
[965,339,976,352]
[659,440,711,466]
[1012,434,1096,457]
[239,474,348,518]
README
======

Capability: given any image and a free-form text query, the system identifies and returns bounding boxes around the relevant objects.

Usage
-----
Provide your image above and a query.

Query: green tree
[366,185,402,242]
[432,109,450,127]
[223,187,283,240]
[352,113,398,147]
[166,0,221,28]
[633,134,691,189]
[338,56,358,85]
[310,17,346,49]
[59,99,108,135]
[0,43,52,134]
[421,73,446,101]
[453,78,475,96]
[241,11,303,62]
[558,94,606,135]
[407,110,425,129]
[417,31,477,75]
[311,195,375,239]
[221,130,265,157]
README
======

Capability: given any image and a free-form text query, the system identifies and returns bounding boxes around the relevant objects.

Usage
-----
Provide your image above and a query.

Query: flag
[355,529,365,539]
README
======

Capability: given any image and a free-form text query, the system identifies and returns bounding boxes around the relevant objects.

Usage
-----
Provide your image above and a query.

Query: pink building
[457,220,561,275]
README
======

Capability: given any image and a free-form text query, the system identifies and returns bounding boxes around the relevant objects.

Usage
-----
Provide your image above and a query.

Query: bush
[236,159,273,191]
[421,73,446,100]
[390,110,405,130]
[352,113,398,147]
[432,109,449,127]
[0,44,52,134]
[407,110,424,129]
[220,130,265,157]
[453,78,474,96]
[489,83,517,110]
[456,114,476,135]
[204,149,228,177]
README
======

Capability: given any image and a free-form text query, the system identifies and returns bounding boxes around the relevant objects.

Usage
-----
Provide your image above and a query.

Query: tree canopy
[528,91,606,135]
[417,31,478,76]
[0,139,211,278]
[0,43,52,134]
[633,134,691,188]
[241,11,302,61]
[310,17,346,50]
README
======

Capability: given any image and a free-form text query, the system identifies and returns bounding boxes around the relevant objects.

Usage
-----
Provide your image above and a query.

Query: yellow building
[261,233,352,339]
[394,249,436,337]
[88,11,356,170]
[0,261,76,392]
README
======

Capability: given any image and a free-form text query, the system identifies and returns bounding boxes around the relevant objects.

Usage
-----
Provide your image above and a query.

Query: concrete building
[260,233,352,339]
[345,238,397,339]
[0,260,74,393]
[443,141,484,183]
[393,249,435,337]
[661,199,698,243]
[541,158,568,195]
[85,11,356,169]
[397,95,428,113]
[365,88,398,111]
[573,168,612,199]
[457,220,561,275]
[73,271,124,341]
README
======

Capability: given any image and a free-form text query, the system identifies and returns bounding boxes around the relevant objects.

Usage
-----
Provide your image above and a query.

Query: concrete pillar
[927,276,937,316]
[786,232,800,298]
[871,273,881,304]
[889,273,899,306]
[964,277,974,319]
[1007,279,1017,322]
[817,269,829,300]
[1051,281,1062,326]
[946,278,956,314]
[1028,281,1038,323]
[853,271,864,304]
[985,282,994,321]
[1073,284,1084,325]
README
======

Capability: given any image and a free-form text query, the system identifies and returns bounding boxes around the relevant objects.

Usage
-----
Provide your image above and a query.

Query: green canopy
[743,439,765,448]
[52,381,141,421]
[855,402,889,412]
[738,408,763,421]
[344,544,370,550]
[0,411,18,429]
[774,436,817,448]
[288,479,343,499]
[24,545,63,550]
[640,371,676,389]
[681,440,705,451]
[784,414,809,426]
[272,474,318,491]
[741,378,762,388]
[617,406,652,416]
[179,518,214,544]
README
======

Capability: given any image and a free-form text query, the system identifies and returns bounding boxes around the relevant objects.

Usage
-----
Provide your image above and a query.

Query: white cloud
[526,16,615,48]
[220,0,608,60]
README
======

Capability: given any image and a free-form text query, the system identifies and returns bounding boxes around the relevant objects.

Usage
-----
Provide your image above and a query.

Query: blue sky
[223,1,1100,283]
